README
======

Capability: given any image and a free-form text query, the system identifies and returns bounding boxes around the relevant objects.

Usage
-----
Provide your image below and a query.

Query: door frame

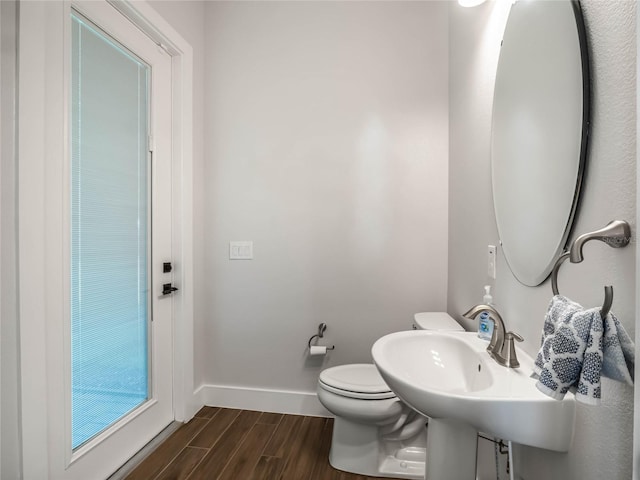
[17,1,195,478]
[635,3,640,475]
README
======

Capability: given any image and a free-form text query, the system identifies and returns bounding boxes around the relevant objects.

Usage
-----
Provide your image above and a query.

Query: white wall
[200,1,449,406]
[1,0,21,477]
[448,1,636,478]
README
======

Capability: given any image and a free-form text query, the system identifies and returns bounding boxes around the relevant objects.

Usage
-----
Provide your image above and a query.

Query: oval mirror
[491,0,590,286]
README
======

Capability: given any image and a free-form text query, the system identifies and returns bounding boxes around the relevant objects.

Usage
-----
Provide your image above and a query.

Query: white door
[52,2,173,478]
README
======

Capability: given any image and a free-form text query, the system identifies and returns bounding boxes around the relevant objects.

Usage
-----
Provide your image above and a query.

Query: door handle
[162,283,179,295]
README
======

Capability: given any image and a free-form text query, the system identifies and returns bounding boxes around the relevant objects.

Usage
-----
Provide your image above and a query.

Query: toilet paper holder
[308,323,335,350]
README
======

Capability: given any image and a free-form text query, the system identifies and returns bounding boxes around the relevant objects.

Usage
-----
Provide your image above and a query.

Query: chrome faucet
[462,304,523,368]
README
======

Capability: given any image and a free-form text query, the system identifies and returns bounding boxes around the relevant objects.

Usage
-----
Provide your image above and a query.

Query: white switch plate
[488,245,497,279]
[230,241,253,260]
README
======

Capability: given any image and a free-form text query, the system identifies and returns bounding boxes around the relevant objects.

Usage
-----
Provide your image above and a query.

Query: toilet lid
[319,364,395,399]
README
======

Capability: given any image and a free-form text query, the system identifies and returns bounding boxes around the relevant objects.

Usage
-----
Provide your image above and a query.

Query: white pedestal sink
[372,331,575,479]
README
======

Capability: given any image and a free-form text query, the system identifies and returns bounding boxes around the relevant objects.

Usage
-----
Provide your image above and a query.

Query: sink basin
[372,331,575,452]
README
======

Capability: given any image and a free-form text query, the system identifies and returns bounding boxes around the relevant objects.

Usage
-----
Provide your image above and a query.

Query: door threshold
[107,421,182,480]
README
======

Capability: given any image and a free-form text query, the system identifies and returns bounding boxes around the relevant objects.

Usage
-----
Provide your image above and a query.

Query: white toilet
[316,312,464,479]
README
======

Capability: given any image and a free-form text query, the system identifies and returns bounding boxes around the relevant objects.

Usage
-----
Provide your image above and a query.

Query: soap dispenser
[477,285,494,341]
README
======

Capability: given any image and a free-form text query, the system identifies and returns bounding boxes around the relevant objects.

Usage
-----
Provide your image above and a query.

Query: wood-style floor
[125,407,396,480]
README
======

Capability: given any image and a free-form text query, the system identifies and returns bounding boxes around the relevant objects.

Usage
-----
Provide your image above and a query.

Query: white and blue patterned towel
[534,295,635,405]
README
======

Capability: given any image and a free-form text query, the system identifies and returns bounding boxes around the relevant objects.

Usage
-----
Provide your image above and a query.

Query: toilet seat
[319,364,396,400]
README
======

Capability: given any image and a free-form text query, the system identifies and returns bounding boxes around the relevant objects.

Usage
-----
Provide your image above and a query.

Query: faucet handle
[505,331,523,343]
[502,331,524,368]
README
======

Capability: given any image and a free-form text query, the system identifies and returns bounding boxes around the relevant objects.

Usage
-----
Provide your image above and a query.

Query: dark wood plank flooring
[125,407,397,480]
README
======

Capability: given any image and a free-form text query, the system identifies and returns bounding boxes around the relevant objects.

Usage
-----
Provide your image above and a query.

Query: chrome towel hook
[551,220,631,318]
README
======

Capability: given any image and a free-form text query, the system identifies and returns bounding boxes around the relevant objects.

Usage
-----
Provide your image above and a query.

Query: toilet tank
[413,312,464,331]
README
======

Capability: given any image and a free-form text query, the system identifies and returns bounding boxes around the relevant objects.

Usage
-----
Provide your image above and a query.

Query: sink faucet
[462,304,523,368]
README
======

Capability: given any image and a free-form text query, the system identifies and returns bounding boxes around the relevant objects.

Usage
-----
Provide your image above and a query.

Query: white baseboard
[194,384,332,417]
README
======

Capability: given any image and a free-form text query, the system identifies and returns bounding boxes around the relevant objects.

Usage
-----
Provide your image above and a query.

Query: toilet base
[329,416,426,480]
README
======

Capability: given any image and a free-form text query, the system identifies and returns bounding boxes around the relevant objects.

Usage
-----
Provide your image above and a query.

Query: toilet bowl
[316,312,464,479]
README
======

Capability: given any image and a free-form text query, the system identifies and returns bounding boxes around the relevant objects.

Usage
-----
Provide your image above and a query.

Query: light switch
[230,241,253,260]
[488,245,497,279]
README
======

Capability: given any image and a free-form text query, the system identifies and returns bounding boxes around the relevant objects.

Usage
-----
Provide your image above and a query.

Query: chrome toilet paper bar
[308,322,335,350]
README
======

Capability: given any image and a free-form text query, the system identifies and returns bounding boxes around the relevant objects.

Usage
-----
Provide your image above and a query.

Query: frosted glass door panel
[71,13,150,449]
